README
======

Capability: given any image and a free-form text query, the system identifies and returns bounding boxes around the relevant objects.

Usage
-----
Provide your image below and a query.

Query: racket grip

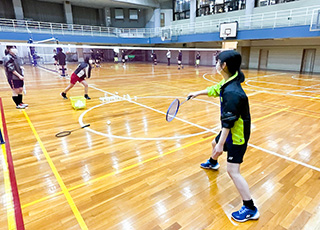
[81,124,90,128]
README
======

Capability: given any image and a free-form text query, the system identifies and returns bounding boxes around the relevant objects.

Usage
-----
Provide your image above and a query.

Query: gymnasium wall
[72,5,101,26]
[244,39,320,73]
[21,0,65,23]
[0,0,15,19]
[110,8,146,28]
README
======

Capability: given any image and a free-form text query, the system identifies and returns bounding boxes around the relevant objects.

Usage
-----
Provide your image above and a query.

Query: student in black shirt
[3,46,28,109]
[56,47,67,77]
[188,50,259,223]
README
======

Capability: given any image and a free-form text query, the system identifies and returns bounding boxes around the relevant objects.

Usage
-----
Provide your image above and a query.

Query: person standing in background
[177,50,183,70]
[56,47,67,77]
[166,50,171,66]
[195,51,201,68]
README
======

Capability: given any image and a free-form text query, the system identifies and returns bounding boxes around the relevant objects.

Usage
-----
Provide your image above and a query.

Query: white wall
[245,39,320,73]
[161,9,173,27]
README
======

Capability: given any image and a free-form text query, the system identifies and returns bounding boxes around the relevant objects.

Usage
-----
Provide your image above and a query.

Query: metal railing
[0,5,318,39]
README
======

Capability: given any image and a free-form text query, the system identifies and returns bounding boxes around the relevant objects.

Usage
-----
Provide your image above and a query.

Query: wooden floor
[0,62,320,230]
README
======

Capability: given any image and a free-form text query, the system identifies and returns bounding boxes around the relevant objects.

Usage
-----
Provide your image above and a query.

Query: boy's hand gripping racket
[55,124,90,137]
[166,96,192,122]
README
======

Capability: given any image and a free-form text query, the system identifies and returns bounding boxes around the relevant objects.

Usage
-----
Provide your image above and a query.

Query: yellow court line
[67,134,216,192]
[254,102,320,119]
[252,107,289,123]
[309,95,320,101]
[0,113,16,229]
[21,106,293,209]
[1,144,16,230]
[22,110,88,230]
[23,134,216,208]
[22,192,63,209]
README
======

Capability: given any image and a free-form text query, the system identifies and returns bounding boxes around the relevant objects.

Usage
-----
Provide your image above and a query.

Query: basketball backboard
[219,21,238,39]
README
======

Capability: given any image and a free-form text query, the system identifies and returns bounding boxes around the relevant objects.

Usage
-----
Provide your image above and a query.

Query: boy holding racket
[188,50,259,222]
[61,57,93,100]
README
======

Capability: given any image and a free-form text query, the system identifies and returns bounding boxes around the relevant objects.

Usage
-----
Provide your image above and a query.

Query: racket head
[166,99,180,122]
[55,131,71,137]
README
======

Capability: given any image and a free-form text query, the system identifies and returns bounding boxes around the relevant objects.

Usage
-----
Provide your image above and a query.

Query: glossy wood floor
[0,62,320,230]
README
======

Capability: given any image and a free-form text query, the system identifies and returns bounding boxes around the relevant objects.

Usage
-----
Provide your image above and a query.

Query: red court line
[0,98,25,230]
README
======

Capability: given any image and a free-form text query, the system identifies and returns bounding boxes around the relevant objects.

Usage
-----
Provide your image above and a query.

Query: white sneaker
[16,104,26,109]
[21,103,28,107]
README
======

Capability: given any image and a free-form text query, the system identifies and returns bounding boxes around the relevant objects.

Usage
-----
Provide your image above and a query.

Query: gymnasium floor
[0,62,320,229]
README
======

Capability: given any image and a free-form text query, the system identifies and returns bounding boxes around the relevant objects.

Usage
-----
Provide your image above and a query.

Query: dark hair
[6,45,16,50]
[217,50,245,82]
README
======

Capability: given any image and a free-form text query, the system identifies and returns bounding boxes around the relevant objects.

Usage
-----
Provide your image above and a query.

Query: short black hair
[217,50,245,82]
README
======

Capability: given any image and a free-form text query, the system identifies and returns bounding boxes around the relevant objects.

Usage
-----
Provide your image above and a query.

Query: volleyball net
[0,41,226,67]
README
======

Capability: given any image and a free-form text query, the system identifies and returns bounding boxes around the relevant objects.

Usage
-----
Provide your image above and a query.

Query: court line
[22,110,88,230]
[202,73,218,84]
[79,94,219,140]
[292,75,320,81]
[0,122,16,229]
[21,134,216,209]
[0,98,25,230]
[84,87,320,173]
[85,85,320,174]
[20,66,320,228]
[39,66,320,172]
[252,107,289,123]
[22,105,320,216]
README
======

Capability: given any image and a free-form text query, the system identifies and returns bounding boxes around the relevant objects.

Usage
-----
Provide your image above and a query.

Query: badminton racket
[166,96,192,122]
[55,124,90,137]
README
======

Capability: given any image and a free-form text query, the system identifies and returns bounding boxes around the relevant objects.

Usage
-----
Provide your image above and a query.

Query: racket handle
[81,124,90,128]
[187,95,192,100]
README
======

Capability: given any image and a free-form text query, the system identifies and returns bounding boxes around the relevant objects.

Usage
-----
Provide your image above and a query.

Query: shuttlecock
[107,120,111,125]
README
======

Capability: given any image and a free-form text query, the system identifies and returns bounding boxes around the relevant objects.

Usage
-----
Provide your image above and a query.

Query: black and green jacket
[207,72,251,145]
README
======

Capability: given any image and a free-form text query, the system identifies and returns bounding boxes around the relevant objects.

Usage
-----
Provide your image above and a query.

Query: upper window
[255,0,298,7]
[115,9,124,20]
[174,0,190,20]
[129,9,138,20]
[197,0,246,17]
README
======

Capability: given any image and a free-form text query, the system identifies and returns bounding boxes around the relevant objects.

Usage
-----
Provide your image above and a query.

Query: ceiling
[39,0,170,9]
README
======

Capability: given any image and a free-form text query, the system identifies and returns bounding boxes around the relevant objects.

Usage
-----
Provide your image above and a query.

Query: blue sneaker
[200,159,220,170]
[231,206,260,222]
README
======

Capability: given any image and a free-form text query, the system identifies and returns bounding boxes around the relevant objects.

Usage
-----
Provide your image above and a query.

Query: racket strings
[55,131,71,137]
[166,99,180,122]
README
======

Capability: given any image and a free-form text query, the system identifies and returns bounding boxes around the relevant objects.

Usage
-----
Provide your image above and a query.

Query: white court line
[39,66,320,225]
[78,99,216,140]
[202,73,218,84]
[86,86,320,172]
[292,75,320,81]
[247,91,262,97]
[38,67,320,173]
